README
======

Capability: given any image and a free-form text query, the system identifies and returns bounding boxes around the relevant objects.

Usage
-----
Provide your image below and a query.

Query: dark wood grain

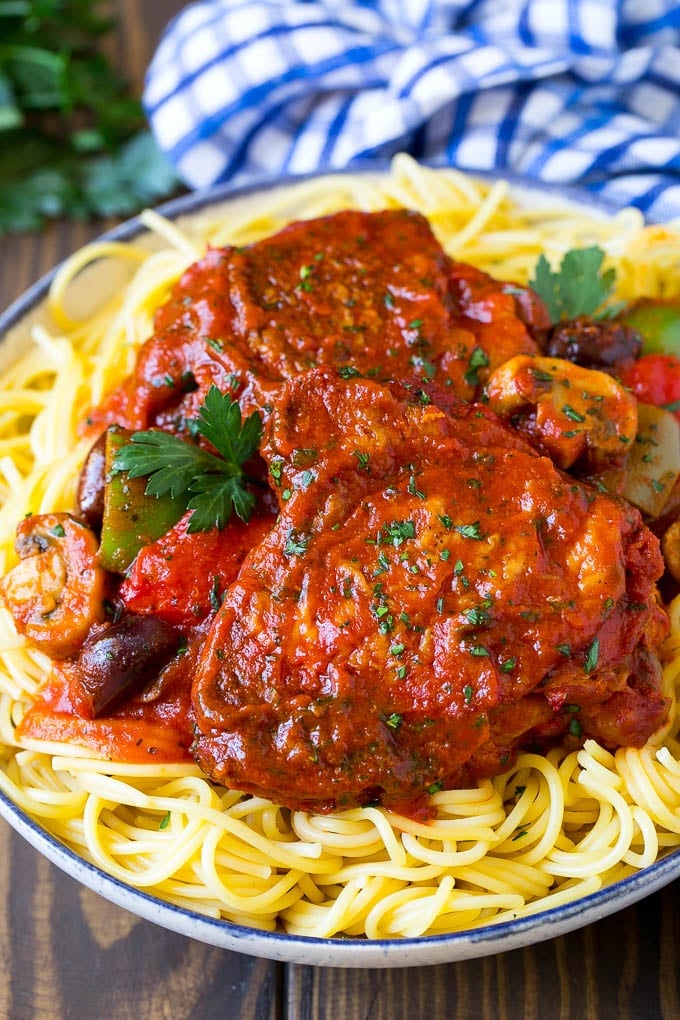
[1,3,679,1018]
[0,820,281,1020]
[286,887,680,1020]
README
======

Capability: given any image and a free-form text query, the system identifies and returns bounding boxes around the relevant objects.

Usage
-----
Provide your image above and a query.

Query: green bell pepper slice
[99,425,186,574]
[622,298,680,356]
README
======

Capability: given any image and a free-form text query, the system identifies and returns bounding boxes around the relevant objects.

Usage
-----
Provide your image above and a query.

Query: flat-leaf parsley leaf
[113,386,263,533]
[529,247,618,324]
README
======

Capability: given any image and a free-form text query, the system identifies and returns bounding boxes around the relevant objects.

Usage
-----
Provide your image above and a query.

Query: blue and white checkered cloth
[144,0,680,220]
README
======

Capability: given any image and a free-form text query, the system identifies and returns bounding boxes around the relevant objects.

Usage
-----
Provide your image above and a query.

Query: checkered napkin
[144,0,680,220]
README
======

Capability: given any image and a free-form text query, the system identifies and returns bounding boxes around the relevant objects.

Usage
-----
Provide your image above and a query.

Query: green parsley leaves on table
[0,0,179,233]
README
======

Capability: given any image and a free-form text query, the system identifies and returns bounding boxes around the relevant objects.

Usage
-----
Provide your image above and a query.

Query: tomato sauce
[17,635,199,763]
[119,508,276,626]
[87,209,538,435]
[191,369,668,814]
[16,511,274,760]
[11,209,670,815]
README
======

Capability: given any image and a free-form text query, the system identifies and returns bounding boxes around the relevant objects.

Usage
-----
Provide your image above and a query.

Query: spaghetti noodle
[0,155,679,938]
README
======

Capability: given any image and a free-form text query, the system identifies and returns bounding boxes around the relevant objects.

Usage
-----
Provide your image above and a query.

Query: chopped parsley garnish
[374,551,391,575]
[455,521,484,540]
[462,606,491,627]
[385,712,402,730]
[209,576,222,612]
[410,355,437,379]
[568,718,583,738]
[562,405,586,423]
[297,263,317,291]
[408,474,425,499]
[382,520,416,546]
[284,530,310,557]
[113,386,262,532]
[530,366,554,383]
[464,346,490,387]
[584,638,600,673]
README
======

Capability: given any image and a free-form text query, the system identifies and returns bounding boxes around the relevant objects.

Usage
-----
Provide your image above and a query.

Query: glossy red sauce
[16,511,274,760]
[87,209,538,435]
[17,634,199,763]
[191,369,668,814]
[11,209,669,815]
[119,508,276,626]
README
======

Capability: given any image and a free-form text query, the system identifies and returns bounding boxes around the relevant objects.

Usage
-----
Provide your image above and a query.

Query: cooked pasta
[0,155,679,939]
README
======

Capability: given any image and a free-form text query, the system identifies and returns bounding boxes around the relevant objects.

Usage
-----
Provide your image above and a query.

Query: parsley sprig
[529,246,622,324]
[0,1,178,233]
[113,387,263,533]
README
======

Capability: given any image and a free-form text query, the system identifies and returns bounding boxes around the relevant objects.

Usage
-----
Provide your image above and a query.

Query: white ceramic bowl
[0,169,678,967]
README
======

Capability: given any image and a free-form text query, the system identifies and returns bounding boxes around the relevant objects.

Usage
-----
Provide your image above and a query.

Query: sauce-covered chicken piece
[90,209,538,433]
[191,368,668,815]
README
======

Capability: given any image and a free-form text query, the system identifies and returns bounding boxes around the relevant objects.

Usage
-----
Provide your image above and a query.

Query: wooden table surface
[1,3,679,1018]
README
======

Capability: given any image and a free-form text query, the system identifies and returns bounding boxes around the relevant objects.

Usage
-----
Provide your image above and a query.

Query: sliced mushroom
[619,404,680,518]
[485,355,638,471]
[661,522,680,584]
[1,513,106,657]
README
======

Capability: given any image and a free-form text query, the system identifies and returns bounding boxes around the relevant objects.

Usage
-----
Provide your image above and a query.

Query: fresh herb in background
[0,0,179,233]
[529,246,622,323]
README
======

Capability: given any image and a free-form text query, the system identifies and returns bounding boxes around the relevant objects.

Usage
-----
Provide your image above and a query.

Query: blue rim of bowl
[0,165,676,966]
